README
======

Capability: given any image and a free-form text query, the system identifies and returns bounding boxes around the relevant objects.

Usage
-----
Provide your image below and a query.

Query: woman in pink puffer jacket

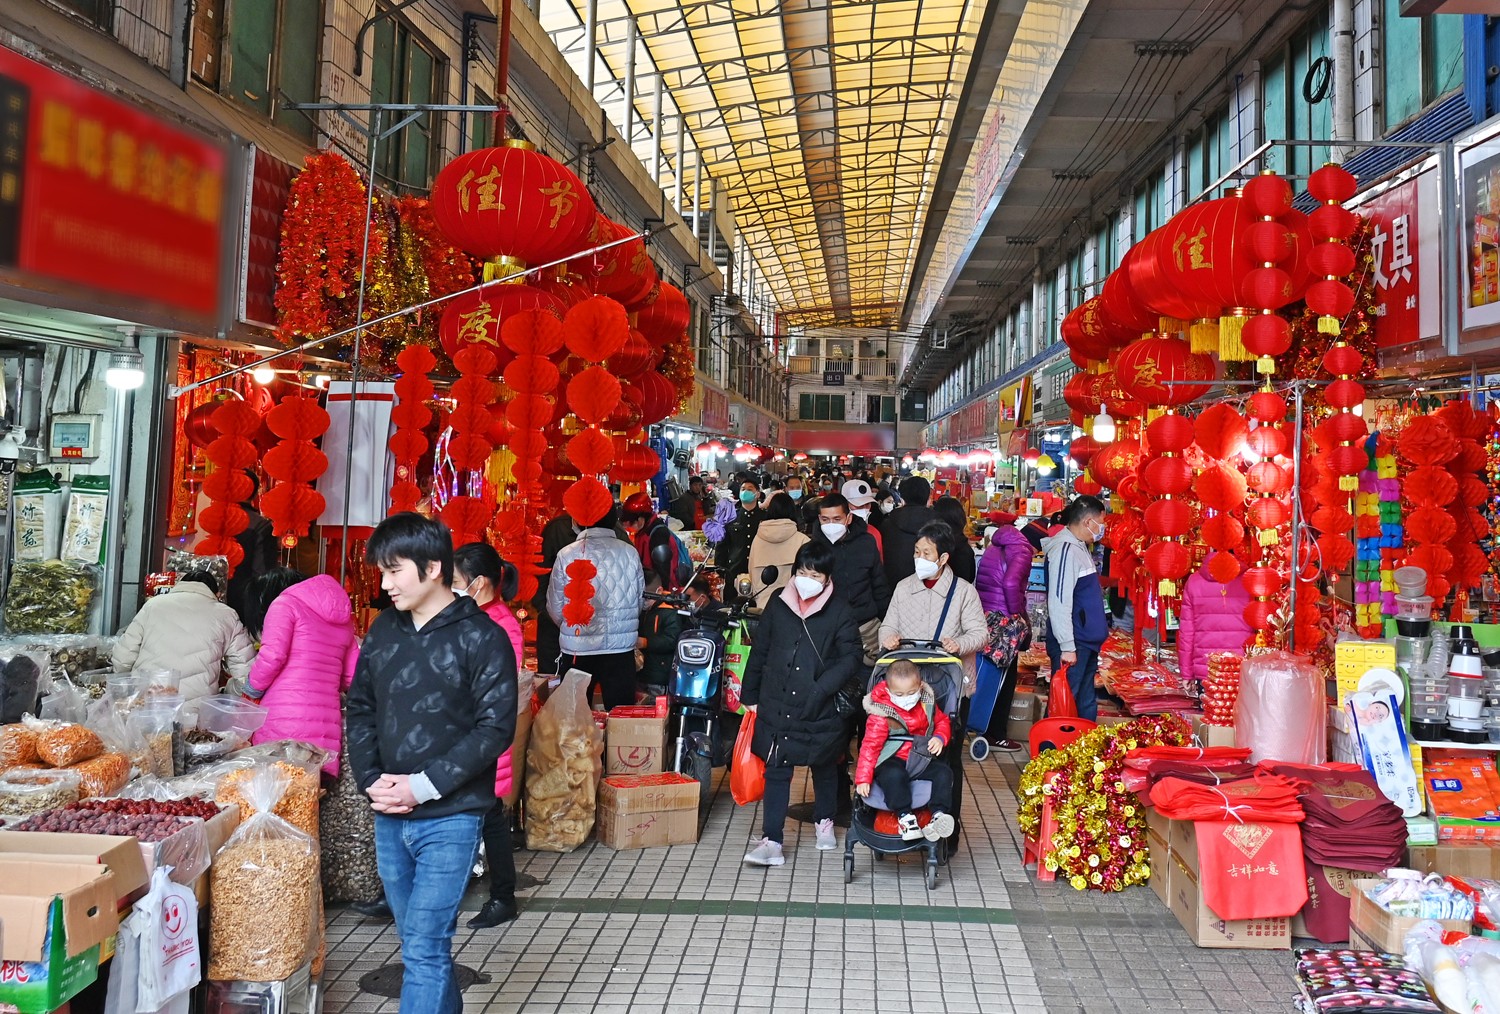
[1175,560,1252,683]
[245,571,360,776]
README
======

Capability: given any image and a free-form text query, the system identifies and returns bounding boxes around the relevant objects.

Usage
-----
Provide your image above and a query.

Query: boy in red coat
[855,660,955,841]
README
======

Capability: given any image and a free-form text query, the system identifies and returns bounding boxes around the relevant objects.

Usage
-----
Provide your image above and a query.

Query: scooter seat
[863,781,933,812]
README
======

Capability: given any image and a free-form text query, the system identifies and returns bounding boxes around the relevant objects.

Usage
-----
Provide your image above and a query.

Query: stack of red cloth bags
[1122,745,1255,795]
[1149,771,1309,921]
[1266,762,1407,943]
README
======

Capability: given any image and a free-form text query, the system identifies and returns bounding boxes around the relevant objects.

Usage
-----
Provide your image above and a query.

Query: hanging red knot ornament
[390,345,437,515]
[1142,412,1195,598]
[261,395,332,548]
[195,396,262,575]
[442,345,498,548]
[560,296,630,516]
[499,309,564,601]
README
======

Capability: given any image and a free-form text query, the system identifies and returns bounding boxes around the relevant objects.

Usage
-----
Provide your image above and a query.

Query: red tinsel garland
[274,152,376,342]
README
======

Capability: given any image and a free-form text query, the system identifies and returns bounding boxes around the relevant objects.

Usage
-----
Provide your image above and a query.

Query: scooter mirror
[759,565,779,588]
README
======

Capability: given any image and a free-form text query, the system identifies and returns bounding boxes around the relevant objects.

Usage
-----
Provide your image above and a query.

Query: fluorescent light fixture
[1092,406,1115,443]
[105,349,145,390]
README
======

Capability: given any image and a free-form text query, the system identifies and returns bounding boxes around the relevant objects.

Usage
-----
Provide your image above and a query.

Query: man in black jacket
[347,513,517,1014]
[668,475,709,531]
[883,475,937,589]
[813,492,890,664]
[714,477,764,597]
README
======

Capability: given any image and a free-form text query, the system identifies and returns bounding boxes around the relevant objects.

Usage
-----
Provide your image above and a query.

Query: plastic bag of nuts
[216,761,318,839]
[0,768,80,815]
[208,765,319,981]
[25,715,104,767]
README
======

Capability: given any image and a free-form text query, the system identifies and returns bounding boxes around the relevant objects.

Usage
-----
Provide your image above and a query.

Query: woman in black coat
[740,540,862,866]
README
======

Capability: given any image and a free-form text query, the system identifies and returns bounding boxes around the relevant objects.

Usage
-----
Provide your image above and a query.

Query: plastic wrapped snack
[2,561,99,634]
[1235,650,1327,765]
[129,701,180,780]
[525,669,604,852]
[208,766,320,981]
[0,723,38,770]
[216,761,319,839]
[26,715,104,767]
[0,768,80,815]
[67,752,132,798]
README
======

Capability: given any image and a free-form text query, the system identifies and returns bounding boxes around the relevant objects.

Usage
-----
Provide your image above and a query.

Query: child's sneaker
[923,810,956,841]
[743,838,785,866]
[814,818,837,851]
[896,812,924,840]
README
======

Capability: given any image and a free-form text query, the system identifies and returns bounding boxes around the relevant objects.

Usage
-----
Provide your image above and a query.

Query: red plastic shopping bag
[1048,663,1078,719]
[730,711,765,805]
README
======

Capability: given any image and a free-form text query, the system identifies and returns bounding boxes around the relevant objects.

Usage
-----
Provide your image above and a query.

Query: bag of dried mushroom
[208,764,320,982]
[318,735,381,904]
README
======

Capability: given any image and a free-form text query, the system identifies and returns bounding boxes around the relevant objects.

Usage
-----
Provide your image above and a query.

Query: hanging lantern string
[168,227,661,400]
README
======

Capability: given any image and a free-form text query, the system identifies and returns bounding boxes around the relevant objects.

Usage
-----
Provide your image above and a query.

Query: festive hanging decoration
[498,309,564,601]
[389,345,437,515]
[394,197,476,366]
[1437,401,1493,600]
[1399,415,1460,605]
[591,216,658,305]
[195,397,262,574]
[438,279,564,364]
[561,558,597,630]
[274,152,372,342]
[1141,413,1196,597]
[260,395,331,547]
[441,345,498,548]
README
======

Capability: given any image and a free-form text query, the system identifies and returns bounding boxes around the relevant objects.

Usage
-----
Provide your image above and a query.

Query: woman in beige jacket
[747,493,810,610]
[112,571,257,701]
[879,520,989,693]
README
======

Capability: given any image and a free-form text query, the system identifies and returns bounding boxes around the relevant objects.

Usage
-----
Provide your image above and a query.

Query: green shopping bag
[722,619,752,715]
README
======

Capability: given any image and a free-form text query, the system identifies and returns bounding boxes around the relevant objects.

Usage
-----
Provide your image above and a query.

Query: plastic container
[1394,566,1428,597]
[1487,719,1500,745]
[1395,595,1434,619]
[1397,617,1434,637]
[1448,672,1486,721]
[196,696,269,742]
[106,673,143,703]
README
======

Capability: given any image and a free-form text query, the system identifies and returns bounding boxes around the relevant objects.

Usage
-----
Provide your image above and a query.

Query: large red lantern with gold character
[1113,334,1215,407]
[431,140,597,273]
[633,282,691,345]
[592,217,658,305]
[438,281,565,364]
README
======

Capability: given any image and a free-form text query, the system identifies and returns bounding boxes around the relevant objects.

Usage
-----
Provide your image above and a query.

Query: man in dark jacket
[347,512,517,1014]
[813,492,890,664]
[882,475,937,589]
[715,477,764,597]
[668,475,709,531]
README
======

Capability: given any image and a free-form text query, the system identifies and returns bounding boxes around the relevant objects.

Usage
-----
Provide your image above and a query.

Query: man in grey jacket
[547,503,647,708]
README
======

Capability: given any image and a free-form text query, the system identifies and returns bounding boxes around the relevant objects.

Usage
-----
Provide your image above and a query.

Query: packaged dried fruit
[208,765,319,981]
[26,715,104,766]
[68,752,131,798]
[0,723,38,770]
[216,760,318,839]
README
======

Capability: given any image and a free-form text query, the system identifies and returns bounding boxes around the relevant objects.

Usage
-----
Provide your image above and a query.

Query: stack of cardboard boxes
[596,706,701,851]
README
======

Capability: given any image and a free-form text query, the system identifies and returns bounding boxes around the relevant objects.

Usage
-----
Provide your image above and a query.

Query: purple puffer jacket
[247,574,360,776]
[975,526,1034,616]
[1176,561,1252,682]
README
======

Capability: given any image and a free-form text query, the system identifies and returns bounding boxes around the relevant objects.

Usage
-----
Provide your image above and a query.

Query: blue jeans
[1046,638,1100,722]
[375,812,482,1014]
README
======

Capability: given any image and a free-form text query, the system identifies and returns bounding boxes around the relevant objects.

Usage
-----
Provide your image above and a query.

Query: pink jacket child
[246,574,360,776]
[482,597,525,799]
[1175,561,1253,683]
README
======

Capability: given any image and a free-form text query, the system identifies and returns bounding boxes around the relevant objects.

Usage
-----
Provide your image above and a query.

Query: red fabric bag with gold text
[1193,819,1309,920]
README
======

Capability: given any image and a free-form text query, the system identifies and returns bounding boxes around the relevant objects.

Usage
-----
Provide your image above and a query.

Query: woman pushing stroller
[855,659,955,841]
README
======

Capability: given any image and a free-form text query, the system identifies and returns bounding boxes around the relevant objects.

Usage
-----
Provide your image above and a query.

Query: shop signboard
[1461,126,1500,333]
[822,369,845,387]
[997,378,1033,436]
[0,45,227,320]
[240,147,295,329]
[702,387,729,432]
[1348,165,1441,356]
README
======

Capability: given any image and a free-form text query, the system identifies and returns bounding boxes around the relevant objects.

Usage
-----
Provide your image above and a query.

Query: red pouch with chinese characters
[1193,819,1309,920]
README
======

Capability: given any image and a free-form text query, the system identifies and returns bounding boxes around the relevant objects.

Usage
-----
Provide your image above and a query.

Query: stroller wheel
[843,854,854,884]
[968,737,990,762]
[925,858,939,891]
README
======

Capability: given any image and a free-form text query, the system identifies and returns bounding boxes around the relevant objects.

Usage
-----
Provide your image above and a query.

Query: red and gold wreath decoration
[195,397,262,574]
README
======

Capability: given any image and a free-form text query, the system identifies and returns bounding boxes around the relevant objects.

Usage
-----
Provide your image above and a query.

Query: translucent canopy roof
[540,0,986,327]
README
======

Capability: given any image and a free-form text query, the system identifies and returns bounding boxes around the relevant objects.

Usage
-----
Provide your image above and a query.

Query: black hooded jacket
[882,503,937,589]
[813,514,889,624]
[346,595,517,820]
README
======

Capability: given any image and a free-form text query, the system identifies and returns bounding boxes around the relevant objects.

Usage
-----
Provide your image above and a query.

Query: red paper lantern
[1248,498,1290,529]
[1206,551,1242,584]
[1147,413,1196,454]
[1246,426,1288,461]
[1195,464,1248,513]
[1241,566,1280,598]
[184,404,219,450]
[1194,404,1249,461]
[1115,335,1206,407]
[633,282,691,344]
[1305,279,1355,320]
[439,282,563,364]
[567,428,614,475]
[202,470,253,503]
[500,308,566,356]
[592,217,658,305]
[567,366,623,424]
[614,443,661,483]
[1143,456,1193,496]
[1092,440,1142,490]
[1144,541,1191,582]
[564,477,612,526]
[430,140,597,268]
[1241,314,1292,359]
[1243,173,1293,218]
[607,332,654,376]
[1144,499,1193,538]
[1247,462,1291,494]
[1060,298,1117,362]
[562,295,631,363]
[1064,374,1102,415]
[1202,514,1245,551]
[1247,391,1287,423]
[1099,248,1165,340]
[1068,435,1102,469]
[1324,378,1366,412]
[1243,600,1277,629]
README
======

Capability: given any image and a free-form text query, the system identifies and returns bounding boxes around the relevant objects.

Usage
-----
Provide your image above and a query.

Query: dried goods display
[1,561,99,634]
[67,751,132,797]
[0,724,38,769]
[319,739,381,904]
[165,551,227,592]
[0,769,79,815]
[57,796,220,820]
[216,761,319,838]
[29,718,104,767]
[13,808,193,841]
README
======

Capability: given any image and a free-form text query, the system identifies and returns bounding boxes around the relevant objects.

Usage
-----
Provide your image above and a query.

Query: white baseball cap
[841,479,875,507]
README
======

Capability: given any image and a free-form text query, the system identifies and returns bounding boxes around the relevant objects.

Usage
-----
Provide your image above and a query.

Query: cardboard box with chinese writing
[1348,878,1472,954]
[596,773,698,850]
[605,707,667,776]
[0,860,118,1012]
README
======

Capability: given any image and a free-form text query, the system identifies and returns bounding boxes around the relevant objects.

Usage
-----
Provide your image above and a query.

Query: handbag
[730,711,765,805]
[1048,662,1078,719]
[981,609,1032,669]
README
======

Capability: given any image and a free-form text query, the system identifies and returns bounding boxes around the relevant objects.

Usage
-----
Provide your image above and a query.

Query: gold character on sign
[457,303,501,346]
[540,180,576,228]
[458,167,505,213]
[1131,356,1162,390]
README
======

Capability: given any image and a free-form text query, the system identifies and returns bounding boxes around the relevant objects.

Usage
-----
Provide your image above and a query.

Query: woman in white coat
[112,571,257,701]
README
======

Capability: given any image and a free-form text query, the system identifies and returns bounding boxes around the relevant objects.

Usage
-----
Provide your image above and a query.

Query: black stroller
[842,641,964,890]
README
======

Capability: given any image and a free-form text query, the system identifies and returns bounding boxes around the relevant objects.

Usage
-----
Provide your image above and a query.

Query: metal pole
[1440,141,1462,356]
[707,177,717,261]
[100,384,132,633]
[692,151,704,240]
[650,74,664,182]
[340,110,383,585]
[1330,0,1355,164]
[673,120,686,209]
[583,0,598,91]
[1288,382,1305,654]
[623,19,637,147]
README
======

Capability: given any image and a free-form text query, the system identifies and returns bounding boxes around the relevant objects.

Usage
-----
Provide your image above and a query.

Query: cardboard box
[1170,818,1200,876]
[0,859,118,961]
[596,773,699,850]
[1190,715,1236,749]
[605,707,667,776]
[1145,806,1171,842]
[0,896,104,1013]
[1007,694,1039,723]
[1406,844,1500,880]
[0,832,149,908]
[1167,853,1291,949]
[1006,717,1035,744]
[202,803,241,856]
[1348,878,1472,953]
[1147,828,1172,904]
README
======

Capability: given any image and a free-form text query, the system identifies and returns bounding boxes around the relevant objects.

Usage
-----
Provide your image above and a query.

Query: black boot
[350,898,393,920]
[467,898,518,929]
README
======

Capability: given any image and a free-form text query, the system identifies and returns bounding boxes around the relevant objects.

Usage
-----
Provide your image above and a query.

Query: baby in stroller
[855,659,956,842]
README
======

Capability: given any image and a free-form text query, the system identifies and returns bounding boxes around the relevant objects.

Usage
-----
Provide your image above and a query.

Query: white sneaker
[744,838,785,866]
[896,813,923,841]
[814,818,837,851]
[923,811,956,841]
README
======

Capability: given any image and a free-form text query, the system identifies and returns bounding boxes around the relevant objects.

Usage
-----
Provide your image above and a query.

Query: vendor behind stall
[111,570,257,700]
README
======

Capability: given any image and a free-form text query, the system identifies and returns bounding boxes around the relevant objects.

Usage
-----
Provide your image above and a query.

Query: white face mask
[852,507,871,521]
[820,521,846,543]
[913,557,940,581]
[793,575,825,599]
[880,501,895,514]
[890,688,921,709]
[452,581,471,599]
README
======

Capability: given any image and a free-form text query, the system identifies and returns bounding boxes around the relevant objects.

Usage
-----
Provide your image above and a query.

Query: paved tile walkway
[321,751,1297,1012]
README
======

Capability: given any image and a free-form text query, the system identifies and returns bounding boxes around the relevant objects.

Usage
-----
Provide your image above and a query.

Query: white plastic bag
[105,866,198,1014]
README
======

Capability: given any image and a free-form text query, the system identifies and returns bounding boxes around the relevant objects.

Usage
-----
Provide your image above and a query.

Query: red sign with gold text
[0,45,225,319]
[1360,179,1420,350]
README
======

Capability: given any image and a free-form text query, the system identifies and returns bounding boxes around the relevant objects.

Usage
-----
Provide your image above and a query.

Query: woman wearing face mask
[715,478,766,600]
[747,493,811,609]
[1041,495,1110,722]
[739,541,862,866]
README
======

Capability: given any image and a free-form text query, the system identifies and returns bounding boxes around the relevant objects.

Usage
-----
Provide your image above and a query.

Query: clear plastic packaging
[25,714,105,767]
[39,676,88,723]
[208,766,319,981]
[129,702,180,780]
[0,723,38,769]
[1,561,99,634]
[525,669,605,852]
[0,768,80,814]
[216,761,319,840]
[1235,650,1327,765]
[0,649,47,725]
[67,752,132,797]
[195,696,268,744]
